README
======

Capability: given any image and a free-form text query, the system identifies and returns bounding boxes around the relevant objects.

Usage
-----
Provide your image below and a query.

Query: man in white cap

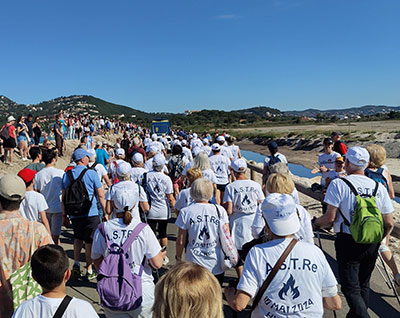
[181,139,193,162]
[223,158,264,276]
[225,193,341,316]
[312,146,394,317]
[0,174,53,317]
[108,148,126,184]
[209,143,231,203]
[151,133,167,158]
[105,161,149,221]
[145,154,175,265]
[216,135,233,161]
[201,138,211,155]
[61,148,106,281]
[130,152,148,184]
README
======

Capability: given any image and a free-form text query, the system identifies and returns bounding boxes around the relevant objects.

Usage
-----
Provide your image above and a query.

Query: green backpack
[338,177,384,244]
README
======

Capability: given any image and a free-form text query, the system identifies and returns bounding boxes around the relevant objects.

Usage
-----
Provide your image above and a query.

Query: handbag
[214,204,239,271]
[9,223,42,310]
[251,238,298,312]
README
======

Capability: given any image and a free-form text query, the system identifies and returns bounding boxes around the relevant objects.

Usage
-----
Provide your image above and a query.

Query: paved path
[62,213,400,318]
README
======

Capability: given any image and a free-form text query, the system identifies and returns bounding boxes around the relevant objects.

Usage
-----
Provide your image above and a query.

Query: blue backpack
[364,168,388,191]
[97,222,147,311]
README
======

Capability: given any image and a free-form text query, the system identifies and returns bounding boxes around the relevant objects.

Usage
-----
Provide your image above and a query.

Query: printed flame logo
[278,274,300,300]
[198,225,210,240]
[241,194,251,206]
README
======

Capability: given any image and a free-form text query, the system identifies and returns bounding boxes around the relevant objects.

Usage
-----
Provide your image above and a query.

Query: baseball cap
[192,146,203,157]
[268,141,278,151]
[181,139,188,146]
[115,148,125,157]
[153,154,166,167]
[0,174,26,201]
[261,193,300,236]
[87,149,96,158]
[7,115,16,122]
[231,158,247,173]
[331,131,341,137]
[151,133,158,141]
[193,133,198,139]
[216,135,225,142]
[113,188,136,213]
[202,138,209,145]
[72,148,90,162]
[323,138,333,145]
[96,141,103,147]
[335,156,345,163]
[117,161,131,178]
[17,168,37,183]
[346,146,369,167]
[212,143,221,151]
[132,153,144,164]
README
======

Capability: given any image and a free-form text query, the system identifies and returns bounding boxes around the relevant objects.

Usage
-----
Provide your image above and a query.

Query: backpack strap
[98,222,112,250]
[121,223,147,252]
[340,177,359,196]
[52,295,72,318]
[372,180,379,197]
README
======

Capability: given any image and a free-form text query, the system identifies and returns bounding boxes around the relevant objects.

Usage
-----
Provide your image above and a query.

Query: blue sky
[1,0,399,113]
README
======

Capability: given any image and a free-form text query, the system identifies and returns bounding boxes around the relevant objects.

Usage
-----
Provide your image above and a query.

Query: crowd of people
[0,116,398,318]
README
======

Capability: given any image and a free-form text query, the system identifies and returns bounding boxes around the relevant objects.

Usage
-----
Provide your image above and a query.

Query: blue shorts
[17,135,27,143]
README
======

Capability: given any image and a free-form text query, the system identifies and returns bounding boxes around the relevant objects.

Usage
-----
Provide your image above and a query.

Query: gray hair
[269,162,289,175]
[193,152,211,171]
[89,156,96,163]
[346,161,367,173]
[153,163,164,172]
[190,178,213,202]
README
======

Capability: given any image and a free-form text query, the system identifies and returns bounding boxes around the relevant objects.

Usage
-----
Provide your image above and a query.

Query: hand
[224,286,236,301]
[320,165,328,173]
[311,166,320,174]
[62,214,71,227]
[102,214,108,222]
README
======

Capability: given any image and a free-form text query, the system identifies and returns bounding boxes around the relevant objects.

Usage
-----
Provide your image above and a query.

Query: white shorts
[46,212,63,236]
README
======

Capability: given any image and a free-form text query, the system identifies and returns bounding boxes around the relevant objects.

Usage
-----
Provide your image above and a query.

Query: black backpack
[0,125,10,140]
[169,153,185,180]
[64,169,94,216]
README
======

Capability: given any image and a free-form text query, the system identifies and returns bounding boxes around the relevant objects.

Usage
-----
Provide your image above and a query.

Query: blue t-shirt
[62,165,102,218]
[95,148,109,169]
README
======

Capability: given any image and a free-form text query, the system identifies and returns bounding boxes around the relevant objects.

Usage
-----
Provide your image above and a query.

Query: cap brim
[266,212,300,236]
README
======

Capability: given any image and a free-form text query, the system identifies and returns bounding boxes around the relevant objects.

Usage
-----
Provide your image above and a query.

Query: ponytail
[122,206,133,225]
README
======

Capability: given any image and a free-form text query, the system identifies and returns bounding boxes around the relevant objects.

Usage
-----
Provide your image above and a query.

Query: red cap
[17,168,37,183]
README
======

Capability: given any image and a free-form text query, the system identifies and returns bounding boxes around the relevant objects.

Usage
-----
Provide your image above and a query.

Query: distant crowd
[0,115,398,318]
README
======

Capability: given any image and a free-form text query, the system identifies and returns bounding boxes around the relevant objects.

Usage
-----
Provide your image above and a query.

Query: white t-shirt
[175,203,229,275]
[144,158,168,174]
[91,218,161,287]
[318,152,340,186]
[130,167,148,184]
[228,144,240,160]
[263,153,288,168]
[202,169,217,184]
[223,180,265,249]
[12,295,98,318]
[181,160,193,176]
[34,166,64,213]
[251,204,314,244]
[182,147,193,161]
[324,174,394,235]
[220,146,233,160]
[150,141,165,154]
[174,188,193,211]
[105,180,147,221]
[209,154,231,185]
[145,171,173,220]
[238,238,338,318]
[88,162,107,181]
[19,191,48,222]
[201,145,211,156]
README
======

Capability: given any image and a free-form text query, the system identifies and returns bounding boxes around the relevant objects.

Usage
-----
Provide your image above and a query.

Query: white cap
[172,140,181,147]
[181,139,188,146]
[132,153,144,164]
[116,148,125,157]
[192,146,203,157]
[346,146,370,167]
[113,188,136,212]
[231,158,247,173]
[212,143,221,151]
[202,138,209,145]
[151,133,158,141]
[146,144,158,154]
[153,154,166,167]
[87,149,96,158]
[7,115,16,122]
[84,127,90,132]
[96,141,102,147]
[117,161,131,178]
[193,133,198,139]
[261,193,300,236]
[216,135,225,142]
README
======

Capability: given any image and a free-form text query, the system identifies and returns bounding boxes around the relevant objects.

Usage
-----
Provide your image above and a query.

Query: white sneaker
[163,256,169,266]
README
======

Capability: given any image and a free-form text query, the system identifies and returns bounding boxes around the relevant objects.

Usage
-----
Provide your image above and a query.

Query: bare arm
[223,201,233,216]
[39,211,51,235]
[323,295,342,311]
[140,201,150,213]
[224,288,251,312]
[167,193,176,208]
[96,187,106,212]
[382,213,394,238]
[387,172,395,200]
[93,256,104,271]
[313,204,337,230]
[176,228,187,261]
[102,174,112,188]
[149,250,167,269]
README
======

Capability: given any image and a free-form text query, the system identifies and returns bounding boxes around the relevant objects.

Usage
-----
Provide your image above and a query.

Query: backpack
[338,177,384,244]
[64,169,94,216]
[364,168,389,191]
[169,153,185,180]
[268,154,282,166]
[89,162,98,170]
[0,125,10,140]
[97,222,147,311]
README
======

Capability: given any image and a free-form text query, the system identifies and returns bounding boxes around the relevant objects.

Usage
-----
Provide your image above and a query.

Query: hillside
[285,105,400,117]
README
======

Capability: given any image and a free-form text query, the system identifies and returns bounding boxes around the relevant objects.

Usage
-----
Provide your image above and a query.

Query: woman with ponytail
[92,161,166,318]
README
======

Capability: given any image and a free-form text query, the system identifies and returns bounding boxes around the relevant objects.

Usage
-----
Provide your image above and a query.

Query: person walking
[53,115,64,157]
[312,146,394,317]
[1,116,17,165]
